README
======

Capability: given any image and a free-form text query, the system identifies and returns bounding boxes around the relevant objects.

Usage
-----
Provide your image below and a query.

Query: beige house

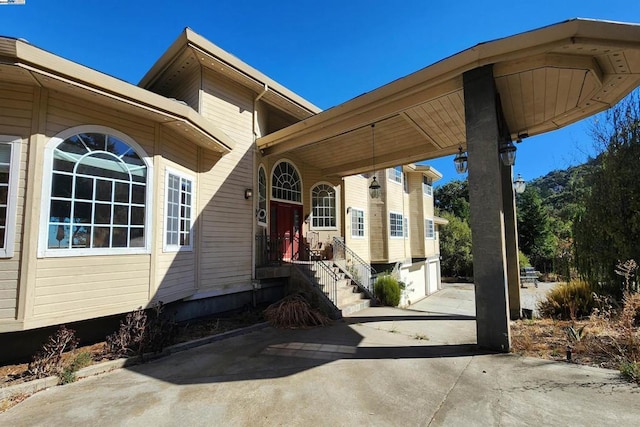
[343,165,446,306]
[0,29,446,334]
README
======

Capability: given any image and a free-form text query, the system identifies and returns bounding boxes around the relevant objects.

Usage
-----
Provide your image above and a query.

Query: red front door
[270,201,303,261]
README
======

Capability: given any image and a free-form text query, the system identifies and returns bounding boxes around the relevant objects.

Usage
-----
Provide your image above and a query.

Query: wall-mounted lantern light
[244,188,253,199]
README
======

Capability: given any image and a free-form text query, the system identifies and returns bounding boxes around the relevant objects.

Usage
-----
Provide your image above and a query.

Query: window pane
[92,227,110,247]
[50,200,71,222]
[94,203,111,224]
[96,180,112,201]
[131,184,145,204]
[74,176,93,200]
[0,186,7,205]
[72,225,90,248]
[0,207,6,227]
[51,173,72,198]
[112,227,127,247]
[113,205,129,225]
[49,224,70,249]
[73,202,92,224]
[130,228,144,247]
[131,207,145,225]
[114,182,129,203]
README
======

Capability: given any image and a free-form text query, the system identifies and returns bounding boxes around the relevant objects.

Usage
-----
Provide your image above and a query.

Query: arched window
[311,183,336,229]
[257,165,267,223]
[271,161,301,203]
[41,127,150,255]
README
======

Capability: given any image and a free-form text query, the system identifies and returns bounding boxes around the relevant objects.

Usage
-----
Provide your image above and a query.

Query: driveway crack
[425,355,474,426]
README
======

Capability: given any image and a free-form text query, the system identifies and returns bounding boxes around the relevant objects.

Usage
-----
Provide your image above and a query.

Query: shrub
[374,275,401,307]
[519,251,531,267]
[28,326,78,379]
[620,362,640,384]
[60,351,93,384]
[538,280,595,320]
[104,302,176,360]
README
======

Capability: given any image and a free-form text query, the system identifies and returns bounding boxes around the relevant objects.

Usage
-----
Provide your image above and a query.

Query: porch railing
[332,236,377,296]
[255,234,306,267]
[300,259,339,306]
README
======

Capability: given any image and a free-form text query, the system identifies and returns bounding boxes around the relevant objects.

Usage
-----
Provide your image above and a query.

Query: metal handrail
[299,259,339,306]
[332,236,377,295]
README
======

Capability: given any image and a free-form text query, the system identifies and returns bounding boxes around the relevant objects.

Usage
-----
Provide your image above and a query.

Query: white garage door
[428,260,439,294]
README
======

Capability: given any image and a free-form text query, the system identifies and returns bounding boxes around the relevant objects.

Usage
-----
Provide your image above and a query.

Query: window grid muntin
[351,208,365,237]
[425,218,435,239]
[311,183,336,229]
[271,161,301,203]
[423,176,433,196]
[47,133,147,250]
[165,172,193,250]
[389,166,402,184]
[390,212,404,238]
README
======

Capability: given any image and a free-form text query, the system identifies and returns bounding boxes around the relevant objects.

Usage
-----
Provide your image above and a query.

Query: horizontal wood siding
[33,255,151,320]
[153,128,198,302]
[32,91,159,325]
[343,175,370,263]
[0,83,32,320]
[198,70,254,290]
[409,173,425,257]
[46,91,156,156]
[386,169,408,263]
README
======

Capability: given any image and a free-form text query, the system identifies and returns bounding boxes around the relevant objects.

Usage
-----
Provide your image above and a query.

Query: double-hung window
[164,169,194,251]
[311,183,336,229]
[351,208,365,238]
[0,136,21,258]
[425,218,435,239]
[389,166,402,184]
[390,212,404,238]
[423,176,433,196]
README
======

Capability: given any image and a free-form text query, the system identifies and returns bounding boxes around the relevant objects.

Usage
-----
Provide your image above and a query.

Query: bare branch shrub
[28,326,78,379]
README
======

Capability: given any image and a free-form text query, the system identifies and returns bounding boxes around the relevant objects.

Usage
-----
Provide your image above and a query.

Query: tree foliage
[516,186,556,272]
[437,211,473,278]
[574,91,640,295]
[434,180,470,221]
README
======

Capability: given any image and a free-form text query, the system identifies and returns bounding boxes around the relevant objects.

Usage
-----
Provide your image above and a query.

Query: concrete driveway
[1,286,638,426]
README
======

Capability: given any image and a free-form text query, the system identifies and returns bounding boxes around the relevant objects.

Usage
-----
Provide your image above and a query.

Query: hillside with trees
[435,90,640,295]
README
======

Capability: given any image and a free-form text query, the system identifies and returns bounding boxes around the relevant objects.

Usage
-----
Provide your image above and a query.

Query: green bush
[374,275,401,307]
[620,362,640,384]
[519,251,531,268]
[538,280,595,320]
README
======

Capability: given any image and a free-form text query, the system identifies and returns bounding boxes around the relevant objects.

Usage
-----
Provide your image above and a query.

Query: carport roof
[257,19,640,177]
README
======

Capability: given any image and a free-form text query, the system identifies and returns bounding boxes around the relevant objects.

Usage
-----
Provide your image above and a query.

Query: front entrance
[270,201,303,261]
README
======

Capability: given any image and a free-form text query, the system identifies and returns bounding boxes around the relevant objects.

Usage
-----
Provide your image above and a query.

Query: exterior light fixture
[453,146,468,174]
[500,139,517,166]
[513,174,526,194]
[244,188,253,199]
[369,123,381,199]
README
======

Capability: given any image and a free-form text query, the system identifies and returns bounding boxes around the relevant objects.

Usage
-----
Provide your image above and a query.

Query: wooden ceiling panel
[404,90,466,149]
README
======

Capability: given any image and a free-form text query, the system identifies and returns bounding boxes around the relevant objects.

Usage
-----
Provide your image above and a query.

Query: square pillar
[501,162,522,319]
[463,65,511,352]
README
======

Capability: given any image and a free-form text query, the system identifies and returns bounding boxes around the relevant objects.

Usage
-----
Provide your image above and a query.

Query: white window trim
[257,164,267,226]
[38,125,153,257]
[163,167,196,253]
[350,207,365,239]
[425,218,435,240]
[310,182,338,231]
[388,166,403,185]
[423,177,433,197]
[0,136,21,258]
[403,216,409,239]
[270,159,303,205]
[389,211,404,239]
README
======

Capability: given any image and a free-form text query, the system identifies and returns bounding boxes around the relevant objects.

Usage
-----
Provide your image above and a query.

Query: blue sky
[1,1,639,185]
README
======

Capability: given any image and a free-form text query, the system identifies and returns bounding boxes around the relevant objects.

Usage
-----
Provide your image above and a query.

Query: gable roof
[0,36,235,154]
[139,28,321,120]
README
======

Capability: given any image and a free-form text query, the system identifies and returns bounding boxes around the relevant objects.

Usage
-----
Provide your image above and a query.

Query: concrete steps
[301,261,372,316]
